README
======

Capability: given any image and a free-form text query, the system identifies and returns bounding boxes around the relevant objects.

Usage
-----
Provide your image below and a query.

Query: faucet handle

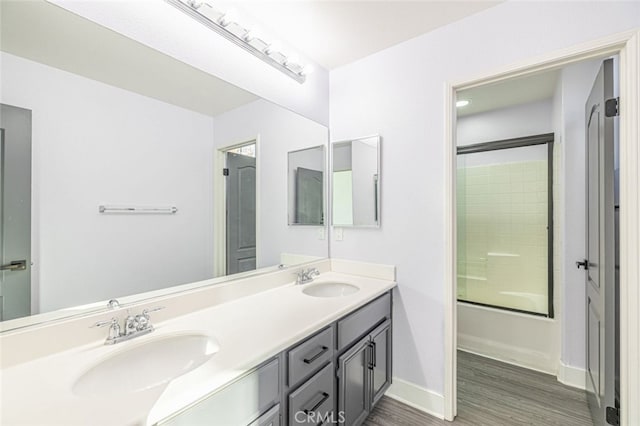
[92,317,118,328]
[91,317,121,340]
[142,306,165,316]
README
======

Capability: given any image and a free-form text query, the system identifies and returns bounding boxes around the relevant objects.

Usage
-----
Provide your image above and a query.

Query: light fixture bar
[165,0,306,83]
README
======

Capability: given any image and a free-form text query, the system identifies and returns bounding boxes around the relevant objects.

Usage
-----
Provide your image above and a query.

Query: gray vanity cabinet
[370,320,392,406]
[288,363,335,425]
[336,294,392,426]
[337,337,371,426]
[249,404,281,426]
[156,291,392,426]
[158,358,281,426]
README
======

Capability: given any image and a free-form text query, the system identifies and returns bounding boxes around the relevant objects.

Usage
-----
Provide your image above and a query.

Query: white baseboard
[385,377,444,419]
[557,362,586,390]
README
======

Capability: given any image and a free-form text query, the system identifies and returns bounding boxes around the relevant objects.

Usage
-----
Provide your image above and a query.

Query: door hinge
[605,97,619,117]
[606,406,620,426]
[223,168,229,176]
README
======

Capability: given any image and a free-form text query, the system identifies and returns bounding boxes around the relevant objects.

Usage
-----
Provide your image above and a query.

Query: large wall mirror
[288,146,326,226]
[331,136,381,227]
[0,0,328,330]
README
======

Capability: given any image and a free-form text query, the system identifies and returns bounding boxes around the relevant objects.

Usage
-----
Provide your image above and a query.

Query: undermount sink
[302,282,360,298]
[73,333,219,397]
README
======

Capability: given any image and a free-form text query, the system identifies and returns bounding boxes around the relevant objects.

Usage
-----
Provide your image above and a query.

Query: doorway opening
[215,141,257,277]
[450,54,621,426]
[445,32,640,425]
[0,103,32,321]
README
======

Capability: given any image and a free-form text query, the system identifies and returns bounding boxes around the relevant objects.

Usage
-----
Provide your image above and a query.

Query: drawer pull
[303,346,329,364]
[372,341,377,367]
[303,391,330,414]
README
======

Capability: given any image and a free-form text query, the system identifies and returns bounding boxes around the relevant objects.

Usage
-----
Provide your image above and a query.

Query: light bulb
[243,27,263,42]
[218,9,238,26]
[265,41,282,55]
[456,100,470,108]
[285,55,300,66]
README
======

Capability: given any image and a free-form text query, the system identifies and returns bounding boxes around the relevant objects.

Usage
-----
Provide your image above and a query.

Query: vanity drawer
[288,326,334,387]
[288,363,335,425]
[248,404,280,426]
[337,293,391,351]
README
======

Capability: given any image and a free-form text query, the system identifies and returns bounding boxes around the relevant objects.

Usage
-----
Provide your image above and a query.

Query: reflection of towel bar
[99,205,178,214]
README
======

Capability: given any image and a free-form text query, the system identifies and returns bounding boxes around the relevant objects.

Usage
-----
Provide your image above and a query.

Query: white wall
[457,99,553,146]
[559,58,603,371]
[0,52,215,312]
[50,0,330,126]
[329,0,640,400]
[212,99,329,267]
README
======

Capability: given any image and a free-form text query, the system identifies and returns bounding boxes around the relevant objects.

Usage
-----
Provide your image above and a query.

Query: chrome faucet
[295,267,320,285]
[92,306,165,345]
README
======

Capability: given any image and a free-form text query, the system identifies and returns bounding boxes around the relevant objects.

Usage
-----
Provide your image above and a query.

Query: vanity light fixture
[456,99,470,108]
[166,0,308,83]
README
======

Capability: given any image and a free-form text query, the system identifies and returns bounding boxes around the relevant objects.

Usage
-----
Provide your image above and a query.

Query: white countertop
[0,271,395,426]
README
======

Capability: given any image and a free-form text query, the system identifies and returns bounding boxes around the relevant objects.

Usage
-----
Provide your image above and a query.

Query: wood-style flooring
[364,351,592,426]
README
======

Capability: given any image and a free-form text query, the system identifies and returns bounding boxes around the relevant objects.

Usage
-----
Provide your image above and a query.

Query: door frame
[444,30,640,424]
[213,137,260,277]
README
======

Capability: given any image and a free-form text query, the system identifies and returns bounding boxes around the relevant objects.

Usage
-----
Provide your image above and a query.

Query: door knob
[0,260,27,271]
[576,259,589,270]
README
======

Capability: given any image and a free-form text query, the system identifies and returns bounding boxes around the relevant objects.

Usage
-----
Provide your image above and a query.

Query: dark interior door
[0,104,32,321]
[584,58,618,426]
[226,152,256,275]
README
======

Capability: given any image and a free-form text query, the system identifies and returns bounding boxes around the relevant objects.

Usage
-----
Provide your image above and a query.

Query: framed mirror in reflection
[288,146,326,226]
[0,0,328,329]
[331,136,381,227]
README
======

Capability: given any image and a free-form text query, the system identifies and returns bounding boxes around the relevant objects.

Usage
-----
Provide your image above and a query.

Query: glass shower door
[457,142,552,316]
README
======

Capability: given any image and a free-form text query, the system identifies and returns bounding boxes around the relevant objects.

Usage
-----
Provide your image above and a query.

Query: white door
[583,58,619,426]
[0,104,32,320]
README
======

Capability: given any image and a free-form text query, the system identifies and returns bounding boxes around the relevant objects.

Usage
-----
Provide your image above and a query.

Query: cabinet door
[370,320,392,406]
[338,337,370,426]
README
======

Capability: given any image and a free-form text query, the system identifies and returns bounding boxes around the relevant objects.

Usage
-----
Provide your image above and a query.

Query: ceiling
[233,1,502,69]
[456,70,561,117]
[2,0,504,116]
[0,0,258,117]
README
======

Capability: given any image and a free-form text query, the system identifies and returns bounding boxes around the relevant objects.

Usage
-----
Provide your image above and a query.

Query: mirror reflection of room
[288,146,325,226]
[0,0,329,323]
[332,136,380,227]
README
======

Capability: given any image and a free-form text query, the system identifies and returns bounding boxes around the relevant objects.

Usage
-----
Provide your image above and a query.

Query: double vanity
[0,260,396,426]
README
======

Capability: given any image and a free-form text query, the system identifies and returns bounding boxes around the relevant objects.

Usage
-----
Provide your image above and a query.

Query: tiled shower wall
[457,160,549,314]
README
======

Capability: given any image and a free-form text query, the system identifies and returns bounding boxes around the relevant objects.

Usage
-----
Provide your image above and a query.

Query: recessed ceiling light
[456,100,470,108]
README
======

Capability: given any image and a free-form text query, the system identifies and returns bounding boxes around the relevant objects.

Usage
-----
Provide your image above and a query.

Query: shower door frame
[443,29,640,424]
[456,133,555,318]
